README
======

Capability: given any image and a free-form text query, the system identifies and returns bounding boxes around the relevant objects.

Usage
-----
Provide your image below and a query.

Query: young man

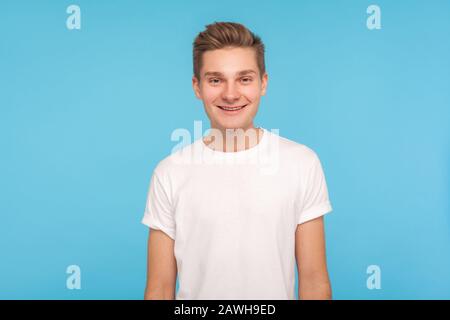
[142,22,333,300]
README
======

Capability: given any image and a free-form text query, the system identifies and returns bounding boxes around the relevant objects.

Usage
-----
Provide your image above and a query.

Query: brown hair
[193,22,266,81]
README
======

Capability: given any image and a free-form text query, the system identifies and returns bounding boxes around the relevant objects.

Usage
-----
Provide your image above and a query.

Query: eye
[240,77,253,84]
[208,78,221,85]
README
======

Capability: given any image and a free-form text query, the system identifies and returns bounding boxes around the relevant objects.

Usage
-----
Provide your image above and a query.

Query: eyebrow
[203,69,257,77]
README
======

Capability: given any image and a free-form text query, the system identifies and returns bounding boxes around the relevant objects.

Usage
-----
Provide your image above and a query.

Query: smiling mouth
[217,104,248,111]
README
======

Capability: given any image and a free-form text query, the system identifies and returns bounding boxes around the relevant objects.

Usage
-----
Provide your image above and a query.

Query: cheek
[201,86,221,104]
[241,85,262,102]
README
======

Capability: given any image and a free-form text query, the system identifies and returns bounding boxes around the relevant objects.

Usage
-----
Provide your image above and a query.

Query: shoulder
[269,130,320,166]
[151,139,200,179]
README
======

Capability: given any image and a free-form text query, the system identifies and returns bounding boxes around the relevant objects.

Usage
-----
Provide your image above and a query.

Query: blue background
[1,0,449,299]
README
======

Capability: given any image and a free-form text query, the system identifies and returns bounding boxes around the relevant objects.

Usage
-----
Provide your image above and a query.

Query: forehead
[201,47,258,76]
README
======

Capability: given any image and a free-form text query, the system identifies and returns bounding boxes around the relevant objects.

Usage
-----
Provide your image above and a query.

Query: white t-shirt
[141,127,333,300]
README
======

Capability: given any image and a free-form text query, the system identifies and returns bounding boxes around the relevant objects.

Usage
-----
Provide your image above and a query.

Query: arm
[144,228,177,300]
[295,216,332,300]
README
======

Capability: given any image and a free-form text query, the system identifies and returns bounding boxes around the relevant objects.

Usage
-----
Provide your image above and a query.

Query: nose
[221,82,241,103]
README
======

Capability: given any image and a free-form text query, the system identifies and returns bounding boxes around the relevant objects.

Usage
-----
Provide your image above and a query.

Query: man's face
[192,47,268,132]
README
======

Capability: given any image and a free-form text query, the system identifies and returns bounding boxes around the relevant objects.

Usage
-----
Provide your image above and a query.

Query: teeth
[220,105,246,111]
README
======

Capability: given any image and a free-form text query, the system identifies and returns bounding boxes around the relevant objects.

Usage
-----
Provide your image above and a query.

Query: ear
[260,73,268,96]
[192,75,202,100]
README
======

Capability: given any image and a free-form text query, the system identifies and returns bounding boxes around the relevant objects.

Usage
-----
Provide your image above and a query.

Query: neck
[203,125,263,152]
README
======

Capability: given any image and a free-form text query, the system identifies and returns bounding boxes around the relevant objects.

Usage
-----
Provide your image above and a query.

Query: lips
[217,104,248,111]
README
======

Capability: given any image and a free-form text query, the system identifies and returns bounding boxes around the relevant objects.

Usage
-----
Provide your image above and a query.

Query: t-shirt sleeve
[141,169,176,240]
[297,151,333,225]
